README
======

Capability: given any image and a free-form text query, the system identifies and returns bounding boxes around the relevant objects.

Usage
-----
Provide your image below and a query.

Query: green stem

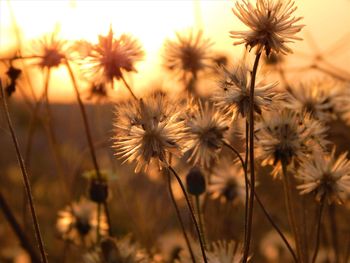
[167,172,196,263]
[311,199,325,263]
[168,166,207,263]
[243,51,261,263]
[0,83,48,263]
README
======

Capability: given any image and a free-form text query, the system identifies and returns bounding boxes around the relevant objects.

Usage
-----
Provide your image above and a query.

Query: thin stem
[243,51,261,263]
[0,83,48,263]
[167,171,196,263]
[329,203,339,263]
[65,60,112,234]
[0,191,41,263]
[195,195,207,250]
[168,166,208,263]
[282,162,303,263]
[224,142,297,262]
[97,203,101,243]
[311,200,325,263]
[120,75,138,101]
[244,120,249,246]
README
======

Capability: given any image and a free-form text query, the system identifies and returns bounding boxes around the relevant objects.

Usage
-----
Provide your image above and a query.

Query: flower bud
[186,167,206,196]
[89,179,108,203]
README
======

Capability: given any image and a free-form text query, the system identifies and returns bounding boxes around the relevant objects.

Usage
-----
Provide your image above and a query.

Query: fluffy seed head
[230,0,304,55]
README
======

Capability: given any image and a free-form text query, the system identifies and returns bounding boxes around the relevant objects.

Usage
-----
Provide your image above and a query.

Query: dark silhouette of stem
[167,172,196,263]
[120,75,138,101]
[0,83,48,263]
[282,161,303,263]
[168,166,207,263]
[195,195,207,249]
[244,120,249,246]
[65,60,112,235]
[329,204,339,263]
[0,191,41,263]
[224,142,297,262]
[243,52,261,263]
[312,200,325,263]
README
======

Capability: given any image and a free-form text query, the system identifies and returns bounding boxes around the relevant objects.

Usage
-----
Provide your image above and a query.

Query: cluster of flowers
[2,0,350,262]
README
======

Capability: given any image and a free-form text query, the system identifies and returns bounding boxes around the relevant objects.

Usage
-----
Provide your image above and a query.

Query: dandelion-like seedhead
[230,0,304,55]
[296,149,350,204]
[207,240,244,263]
[33,33,67,69]
[256,109,328,177]
[182,102,229,169]
[212,62,280,119]
[80,27,144,84]
[208,160,246,204]
[113,91,184,172]
[56,198,108,246]
[164,30,213,80]
[286,80,342,122]
[84,236,150,263]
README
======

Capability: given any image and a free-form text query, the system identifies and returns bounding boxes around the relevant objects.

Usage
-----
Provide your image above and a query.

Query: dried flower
[256,109,328,177]
[164,30,213,79]
[286,80,341,121]
[208,160,246,204]
[84,236,150,263]
[230,0,304,55]
[182,102,229,169]
[113,91,184,172]
[212,62,279,119]
[56,198,108,246]
[80,27,144,84]
[86,82,109,102]
[207,240,245,263]
[297,149,350,204]
[33,33,67,69]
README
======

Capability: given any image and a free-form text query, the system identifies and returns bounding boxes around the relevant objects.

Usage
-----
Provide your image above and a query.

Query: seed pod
[186,167,206,196]
[89,179,108,203]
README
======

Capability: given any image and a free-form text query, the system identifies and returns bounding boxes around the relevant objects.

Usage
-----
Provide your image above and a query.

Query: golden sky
[1,0,350,102]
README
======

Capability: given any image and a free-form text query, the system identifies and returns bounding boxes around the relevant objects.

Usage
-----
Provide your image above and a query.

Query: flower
[207,240,244,263]
[1,60,22,96]
[286,80,341,121]
[296,149,350,204]
[230,0,304,55]
[256,109,328,177]
[86,82,109,102]
[212,62,280,119]
[113,91,184,172]
[56,198,108,246]
[84,236,150,263]
[208,160,246,204]
[182,102,229,169]
[80,27,144,84]
[33,33,67,69]
[164,30,213,79]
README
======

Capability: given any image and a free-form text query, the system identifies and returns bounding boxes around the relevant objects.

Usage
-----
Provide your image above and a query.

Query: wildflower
[256,109,328,177]
[297,149,350,204]
[33,33,67,69]
[208,160,246,204]
[212,63,279,119]
[164,30,213,80]
[113,91,184,172]
[207,240,245,263]
[56,198,108,246]
[81,27,144,84]
[86,82,109,102]
[230,0,304,55]
[286,80,341,121]
[182,102,229,169]
[84,236,150,263]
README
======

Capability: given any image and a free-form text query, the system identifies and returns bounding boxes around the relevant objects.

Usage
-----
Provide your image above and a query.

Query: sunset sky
[1,0,350,102]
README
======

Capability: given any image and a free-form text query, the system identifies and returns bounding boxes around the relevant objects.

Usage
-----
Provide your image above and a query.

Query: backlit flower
[297,149,350,204]
[182,102,229,169]
[230,0,304,55]
[113,91,184,172]
[212,62,280,119]
[164,30,213,79]
[81,27,144,84]
[256,109,328,177]
[207,240,244,263]
[56,198,108,246]
[208,160,246,204]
